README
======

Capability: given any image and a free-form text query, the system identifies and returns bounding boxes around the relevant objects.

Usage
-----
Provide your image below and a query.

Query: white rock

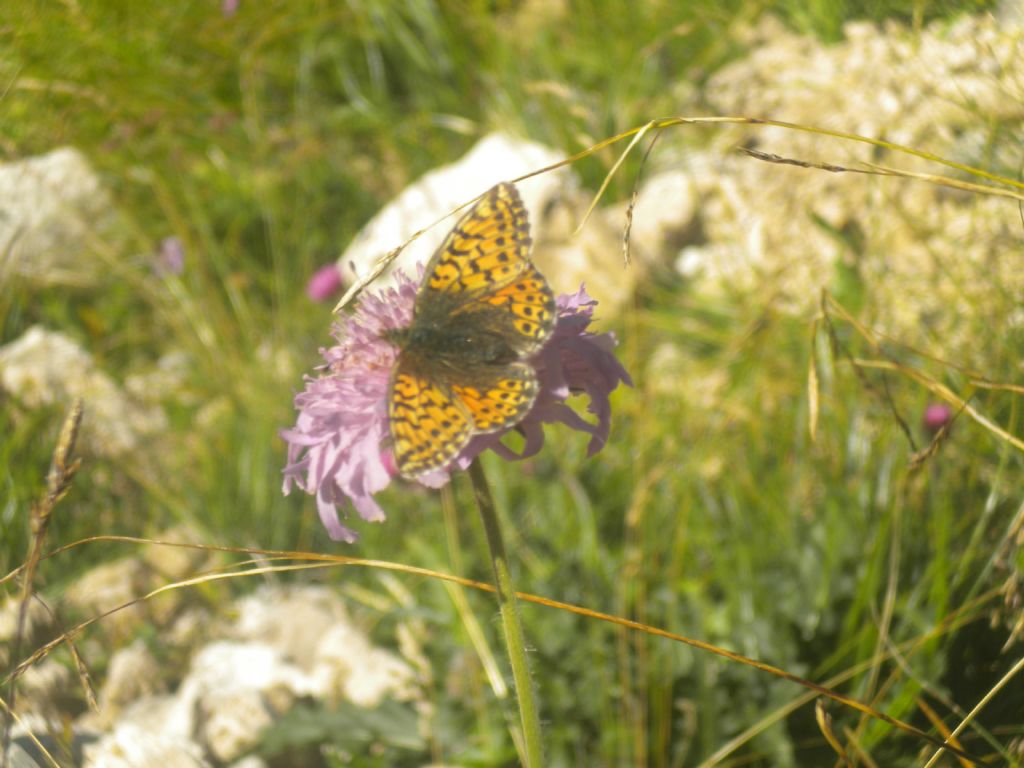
[143,687,200,744]
[312,621,417,708]
[615,170,699,264]
[231,585,349,670]
[79,587,427,764]
[97,640,164,726]
[141,524,214,584]
[675,245,706,278]
[0,327,167,456]
[63,557,150,639]
[0,327,91,409]
[197,686,274,763]
[227,757,269,768]
[998,0,1024,23]
[649,14,1024,351]
[534,198,629,316]
[231,587,421,707]
[0,147,120,285]
[162,641,314,761]
[83,723,210,768]
[187,641,317,697]
[165,606,213,650]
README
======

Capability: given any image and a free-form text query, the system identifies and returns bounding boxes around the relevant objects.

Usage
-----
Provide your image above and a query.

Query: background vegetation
[1,1,1020,766]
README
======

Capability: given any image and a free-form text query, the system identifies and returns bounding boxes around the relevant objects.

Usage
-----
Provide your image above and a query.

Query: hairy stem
[468,458,543,767]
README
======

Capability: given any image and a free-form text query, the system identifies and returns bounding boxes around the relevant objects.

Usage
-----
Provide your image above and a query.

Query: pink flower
[154,237,185,276]
[282,270,631,542]
[306,263,344,302]
[923,402,953,436]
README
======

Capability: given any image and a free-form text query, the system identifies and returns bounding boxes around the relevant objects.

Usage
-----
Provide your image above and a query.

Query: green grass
[2,1,1021,766]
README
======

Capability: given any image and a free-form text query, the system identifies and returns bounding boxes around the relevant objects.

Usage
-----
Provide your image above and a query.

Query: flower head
[282,269,631,542]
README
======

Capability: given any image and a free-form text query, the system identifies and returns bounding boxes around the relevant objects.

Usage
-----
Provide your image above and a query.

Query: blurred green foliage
[0,1,1019,766]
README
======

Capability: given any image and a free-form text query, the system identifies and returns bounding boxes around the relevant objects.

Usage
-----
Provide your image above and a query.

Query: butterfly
[386,182,557,479]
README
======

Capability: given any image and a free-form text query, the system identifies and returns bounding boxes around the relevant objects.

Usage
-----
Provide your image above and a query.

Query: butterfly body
[387,182,556,478]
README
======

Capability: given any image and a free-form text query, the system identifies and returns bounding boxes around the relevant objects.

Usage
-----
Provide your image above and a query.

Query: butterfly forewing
[419,182,534,300]
[474,262,556,355]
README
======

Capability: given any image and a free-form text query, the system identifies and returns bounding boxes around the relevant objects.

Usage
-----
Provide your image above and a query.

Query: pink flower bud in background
[155,237,185,276]
[222,0,240,18]
[923,403,953,436]
[306,263,344,302]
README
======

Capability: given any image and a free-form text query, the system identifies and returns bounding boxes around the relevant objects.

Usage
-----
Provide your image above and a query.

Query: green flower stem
[468,458,544,768]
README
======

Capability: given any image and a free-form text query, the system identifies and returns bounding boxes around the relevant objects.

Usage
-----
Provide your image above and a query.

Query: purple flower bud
[222,0,240,18]
[306,263,344,302]
[923,403,953,435]
[155,237,185,276]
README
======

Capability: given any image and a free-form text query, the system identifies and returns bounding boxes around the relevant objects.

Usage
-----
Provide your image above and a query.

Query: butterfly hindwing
[451,362,539,433]
[389,362,473,477]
